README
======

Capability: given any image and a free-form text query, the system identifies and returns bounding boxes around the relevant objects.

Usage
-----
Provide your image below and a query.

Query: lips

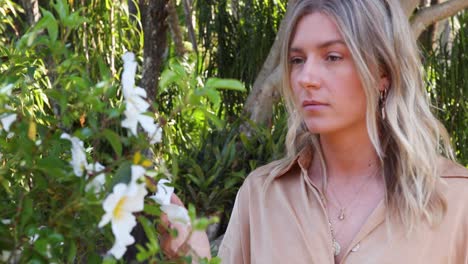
[302,100,328,111]
[302,100,327,106]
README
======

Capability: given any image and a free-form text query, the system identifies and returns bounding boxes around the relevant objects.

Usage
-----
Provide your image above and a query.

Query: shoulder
[242,157,297,188]
[438,157,468,193]
[438,157,468,194]
[437,158,468,214]
[438,157,468,179]
[241,155,304,196]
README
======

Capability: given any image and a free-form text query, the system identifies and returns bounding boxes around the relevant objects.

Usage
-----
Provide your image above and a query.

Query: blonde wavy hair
[264,0,454,229]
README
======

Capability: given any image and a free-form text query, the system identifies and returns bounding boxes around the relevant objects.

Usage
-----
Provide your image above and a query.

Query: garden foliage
[0,0,466,263]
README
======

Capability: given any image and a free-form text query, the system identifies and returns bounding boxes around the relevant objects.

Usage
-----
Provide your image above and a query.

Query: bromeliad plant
[0,1,244,262]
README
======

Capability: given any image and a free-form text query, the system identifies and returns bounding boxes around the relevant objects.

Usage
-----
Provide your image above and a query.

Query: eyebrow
[289,39,346,52]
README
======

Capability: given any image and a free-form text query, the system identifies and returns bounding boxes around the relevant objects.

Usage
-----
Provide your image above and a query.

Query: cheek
[332,69,367,112]
[289,74,301,102]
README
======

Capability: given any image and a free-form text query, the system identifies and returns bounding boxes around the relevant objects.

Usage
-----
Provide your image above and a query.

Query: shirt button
[351,243,360,252]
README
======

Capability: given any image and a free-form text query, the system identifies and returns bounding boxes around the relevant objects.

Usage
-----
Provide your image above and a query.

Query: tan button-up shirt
[218,149,468,263]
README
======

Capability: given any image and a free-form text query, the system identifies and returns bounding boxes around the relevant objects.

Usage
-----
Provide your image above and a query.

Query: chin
[304,122,333,135]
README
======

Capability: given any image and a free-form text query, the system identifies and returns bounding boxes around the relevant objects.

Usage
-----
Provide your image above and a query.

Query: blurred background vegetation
[0,0,466,261]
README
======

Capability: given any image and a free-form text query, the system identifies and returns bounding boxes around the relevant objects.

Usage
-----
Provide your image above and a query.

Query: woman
[161,0,468,263]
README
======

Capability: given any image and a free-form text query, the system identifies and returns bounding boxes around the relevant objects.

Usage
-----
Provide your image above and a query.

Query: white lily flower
[85,162,106,193]
[126,165,147,196]
[150,179,190,226]
[147,123,162,144]
[121,52,137,97]
[150,179,173,205]
[121,103,163,144]
[124,86,150,112]
[1,250,10,262]
[121,52,149,111]
[161,204,190,225]
[99,182,147,259]
[131,165,146,182]
[1,249,21,263]
[109,242,130,260]
[120,52,163,144]
[0,84,13,95]
[1,113,16,132]
[61,133,88,177]
[121,103,152,135]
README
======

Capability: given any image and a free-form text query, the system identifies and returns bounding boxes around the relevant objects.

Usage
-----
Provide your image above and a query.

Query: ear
[379,75,390,92]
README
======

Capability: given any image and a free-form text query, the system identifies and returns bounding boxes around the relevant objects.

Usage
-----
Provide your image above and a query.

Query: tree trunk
[167,0,185,57]
[243,0,468,126]
[183,0,198,53]
[242,0,298,126]
[411,0,468,37]
[139,0,169,102]
[20,0,40,26]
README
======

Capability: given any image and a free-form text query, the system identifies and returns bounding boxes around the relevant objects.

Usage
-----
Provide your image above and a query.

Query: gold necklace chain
[326,166,379,222]
[327,214,341,257]
[324,166,381,257]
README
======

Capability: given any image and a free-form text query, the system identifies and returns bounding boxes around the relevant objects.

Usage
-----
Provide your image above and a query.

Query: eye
[289,57,305,65]
[326,53,343,62]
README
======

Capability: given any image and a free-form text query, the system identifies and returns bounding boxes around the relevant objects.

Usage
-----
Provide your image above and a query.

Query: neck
[318,126,379,183]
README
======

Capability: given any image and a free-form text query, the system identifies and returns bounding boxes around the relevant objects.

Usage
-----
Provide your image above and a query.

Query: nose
[297,59,321,89]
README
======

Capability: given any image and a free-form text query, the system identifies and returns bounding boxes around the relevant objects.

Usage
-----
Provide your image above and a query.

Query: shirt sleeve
[456,192,468,264]
[217,182,251,264]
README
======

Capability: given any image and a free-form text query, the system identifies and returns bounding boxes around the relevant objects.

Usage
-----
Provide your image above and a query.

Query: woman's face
[289,12,367,136]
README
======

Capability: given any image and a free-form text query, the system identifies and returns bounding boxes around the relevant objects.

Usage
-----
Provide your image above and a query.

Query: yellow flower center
[113,197,127,220]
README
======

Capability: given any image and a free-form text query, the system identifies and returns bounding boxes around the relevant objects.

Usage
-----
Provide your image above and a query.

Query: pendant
[333,240,341,256]
[351,243,360,252]
[338,209,345,221]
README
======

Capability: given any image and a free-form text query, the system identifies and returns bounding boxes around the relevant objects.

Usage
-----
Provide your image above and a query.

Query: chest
[324,184,384,263]
[250,190,460,264]
[308,173,385,262]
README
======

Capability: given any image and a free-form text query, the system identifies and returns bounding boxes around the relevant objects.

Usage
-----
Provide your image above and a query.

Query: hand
[158,194,211,261]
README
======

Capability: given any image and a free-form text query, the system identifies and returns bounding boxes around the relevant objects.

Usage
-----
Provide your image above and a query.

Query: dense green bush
[0,0,241,262]
[0,0,466,262]
[425,12,468,165]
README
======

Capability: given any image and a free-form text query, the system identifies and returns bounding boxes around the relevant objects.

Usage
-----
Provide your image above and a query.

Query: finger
[160,236,178,259]
[157,213,170,235]
[170,193,185,207]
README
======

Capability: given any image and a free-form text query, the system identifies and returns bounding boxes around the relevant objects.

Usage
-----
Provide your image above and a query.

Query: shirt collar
[273,145,314,180]
[438,157,468,178]
[273,145,468,179]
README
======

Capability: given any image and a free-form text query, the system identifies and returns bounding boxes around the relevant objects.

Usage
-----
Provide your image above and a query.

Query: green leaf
[159,69,178,90]
[188,92,202,107]
[200,109,223,129]
[197,87,221,108]
[102,129,122,157]
[143,204,161,216]
[102,256,117,264]
[42,10,58,42]
[63,12,89,29]
[33,238,49,258]
[111,161,132,187]
[52,0,68,21]
[66,240,77,263]
[208,257,222,264]
[205,78,245,92]
[188,204,196,222]
[138,216,159,245]
[36,157,67,178]
[193,218,209,230]
[20,197,34,229]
